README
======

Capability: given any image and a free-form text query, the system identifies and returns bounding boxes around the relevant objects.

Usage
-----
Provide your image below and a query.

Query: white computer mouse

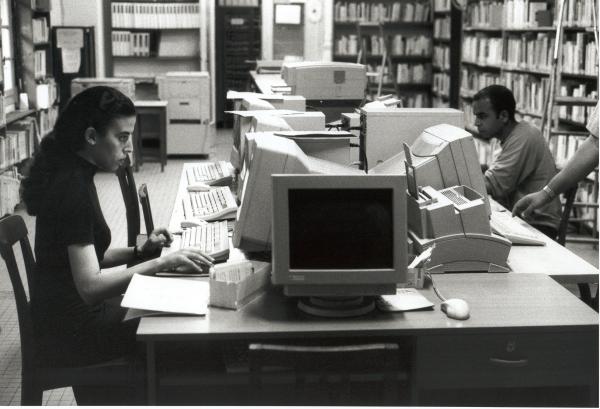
[187,183,211,192]
[180,219,208,228]
[441,298,470,320]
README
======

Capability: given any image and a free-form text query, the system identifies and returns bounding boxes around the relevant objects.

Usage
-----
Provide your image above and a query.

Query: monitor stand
[297,296,375,318]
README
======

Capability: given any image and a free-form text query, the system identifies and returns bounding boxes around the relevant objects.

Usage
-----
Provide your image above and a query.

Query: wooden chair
[138,183,155,235]
[248,342,403,405]
[0,214,143,405]
[116,155,141,248]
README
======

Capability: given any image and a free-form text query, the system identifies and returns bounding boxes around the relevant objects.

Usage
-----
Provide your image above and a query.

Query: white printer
[281,62,367,100]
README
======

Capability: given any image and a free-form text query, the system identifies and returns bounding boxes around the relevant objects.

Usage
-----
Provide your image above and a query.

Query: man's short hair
[473,85,516,121]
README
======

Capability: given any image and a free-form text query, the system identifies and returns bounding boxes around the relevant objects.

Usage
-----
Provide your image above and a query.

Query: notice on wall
[56,28,83,74]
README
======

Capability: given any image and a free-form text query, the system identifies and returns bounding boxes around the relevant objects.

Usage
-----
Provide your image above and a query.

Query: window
[1,0,16,109]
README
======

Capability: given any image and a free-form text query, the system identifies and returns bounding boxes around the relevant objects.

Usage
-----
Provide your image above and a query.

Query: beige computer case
[158,71,211,155]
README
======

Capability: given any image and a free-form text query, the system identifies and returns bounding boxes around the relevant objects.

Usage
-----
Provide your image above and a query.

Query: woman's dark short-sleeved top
[31,153,114,366]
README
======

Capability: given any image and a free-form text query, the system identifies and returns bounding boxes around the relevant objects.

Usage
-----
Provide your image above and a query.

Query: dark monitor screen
[288,188,394,270]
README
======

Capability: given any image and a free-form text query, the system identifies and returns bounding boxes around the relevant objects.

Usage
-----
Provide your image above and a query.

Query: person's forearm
[547,136,598,194]
[100,247,136,268]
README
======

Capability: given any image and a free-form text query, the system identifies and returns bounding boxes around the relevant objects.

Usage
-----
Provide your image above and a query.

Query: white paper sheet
[61,48,81,74]
[377,288,434,312]
[121,274,209,316]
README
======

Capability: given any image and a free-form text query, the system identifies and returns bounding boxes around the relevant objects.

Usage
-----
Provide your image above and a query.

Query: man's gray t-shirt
[485,121,561,229]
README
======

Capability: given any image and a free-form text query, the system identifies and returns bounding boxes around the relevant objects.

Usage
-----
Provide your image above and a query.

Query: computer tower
[158,71,211,155]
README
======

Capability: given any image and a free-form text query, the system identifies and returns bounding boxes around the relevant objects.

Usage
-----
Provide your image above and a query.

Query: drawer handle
[179,102,190,106]
[489,357,529,368]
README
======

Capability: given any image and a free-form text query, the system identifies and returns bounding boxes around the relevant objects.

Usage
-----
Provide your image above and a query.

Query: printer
[281,62,367,100]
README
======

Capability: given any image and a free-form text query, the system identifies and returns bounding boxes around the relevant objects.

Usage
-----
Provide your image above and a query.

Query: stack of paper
[121,274,208,320]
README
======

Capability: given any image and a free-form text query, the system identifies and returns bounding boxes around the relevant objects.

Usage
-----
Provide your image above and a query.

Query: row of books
[462,35,503,66]
[365,63,432,84]
[504,0,550,28]
[433,16,450,39]
[433,45,450,69]
[504,33,555,72]
[218,0,259,6]
[39,105,58,138]
[335,34,432,56]
[505,72,549,117]
[432,0,451,12]
[557,0,595,28]
[433,72,450,96]
[562,33,597,76]
[1,117,36,171]
[465,1,503,27]
[0,172,21,218]
[111,2,201,29]
[403,92,431,108]
[112,31,151,57]
[549,134,589,170]
[0,93,5,127]
[460,67,501,96]
[32,17,49,44]
[557,85,598,124]
[36,79,58,110]
[333,1,431,23]
[573,179,597,231]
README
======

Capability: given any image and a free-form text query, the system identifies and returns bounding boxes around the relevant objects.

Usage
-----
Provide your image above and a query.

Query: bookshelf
[431,0,461,108]
[215,0,261,127]
[460,0,598,239]
[105,0,203,86]
[332,0,434,107]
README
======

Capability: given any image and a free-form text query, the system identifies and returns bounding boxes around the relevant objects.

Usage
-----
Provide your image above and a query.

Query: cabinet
[215,2,261,127]
[460,0,598,239]
[105,0,203,84]
[332,0,433,107]
[431,0,461,108]
[158,71,211,155]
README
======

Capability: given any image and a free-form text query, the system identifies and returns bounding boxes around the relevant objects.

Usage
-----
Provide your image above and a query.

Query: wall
[50,0,105,76]
[262,0,333,61]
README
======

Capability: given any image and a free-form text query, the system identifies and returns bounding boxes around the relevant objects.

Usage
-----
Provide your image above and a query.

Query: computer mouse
[440,298,470,320]
[187,183,211,192]
[180,219,208,228]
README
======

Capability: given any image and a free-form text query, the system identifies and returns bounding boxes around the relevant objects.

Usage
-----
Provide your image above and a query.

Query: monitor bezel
[272,174,407,287]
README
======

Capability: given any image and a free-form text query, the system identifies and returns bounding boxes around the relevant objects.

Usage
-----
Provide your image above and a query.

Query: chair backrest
[248,342,401,405]
[138,183,155,234]
[116,155,140,247]
[557,186,578,246]
[0,214,37,373]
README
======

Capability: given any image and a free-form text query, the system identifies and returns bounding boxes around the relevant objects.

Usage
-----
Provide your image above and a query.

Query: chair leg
[21,379,43,405]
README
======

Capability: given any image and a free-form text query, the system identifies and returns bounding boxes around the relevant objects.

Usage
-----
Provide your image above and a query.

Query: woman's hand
[159,248,215,274]
[139,227,174,256]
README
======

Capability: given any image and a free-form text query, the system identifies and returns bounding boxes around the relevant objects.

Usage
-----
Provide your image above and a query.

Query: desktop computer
[271,174,407,317]
[281,62,367,100]
[371,124,490,215]
[360,107,464,169]
[233,133,362,253]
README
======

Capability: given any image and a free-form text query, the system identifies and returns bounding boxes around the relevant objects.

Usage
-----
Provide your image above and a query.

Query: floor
[0,128,597,405]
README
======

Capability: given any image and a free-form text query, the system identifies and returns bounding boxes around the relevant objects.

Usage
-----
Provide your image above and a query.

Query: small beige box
[209,261,271,310]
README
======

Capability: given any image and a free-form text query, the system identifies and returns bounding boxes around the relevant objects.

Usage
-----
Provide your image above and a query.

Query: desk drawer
[167,98,209,120]
[158,77,209,99]
[416,332,598,389]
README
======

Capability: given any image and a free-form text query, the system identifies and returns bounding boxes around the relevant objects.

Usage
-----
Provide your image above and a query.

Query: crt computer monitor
[370,123,490,215]
[271,174,407,316]
[234,133,363,253]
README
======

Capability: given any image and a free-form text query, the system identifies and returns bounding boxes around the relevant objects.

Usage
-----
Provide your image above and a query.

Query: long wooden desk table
[140,164,599,406]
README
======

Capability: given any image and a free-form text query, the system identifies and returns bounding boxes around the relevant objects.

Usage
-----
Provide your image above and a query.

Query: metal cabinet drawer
[167,98,209,120]
[416,332,598,389]
[158,77,209,99]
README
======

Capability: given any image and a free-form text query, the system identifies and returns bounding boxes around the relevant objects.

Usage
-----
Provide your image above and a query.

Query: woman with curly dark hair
[21,86,213,403]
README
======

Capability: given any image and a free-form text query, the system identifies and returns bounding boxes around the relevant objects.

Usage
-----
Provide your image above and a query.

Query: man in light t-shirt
[513,101,599,219]
[472,84,561,238]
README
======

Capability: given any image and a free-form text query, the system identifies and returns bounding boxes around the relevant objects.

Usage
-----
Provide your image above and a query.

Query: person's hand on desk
[159,247,215,274]
[512,190,551,219]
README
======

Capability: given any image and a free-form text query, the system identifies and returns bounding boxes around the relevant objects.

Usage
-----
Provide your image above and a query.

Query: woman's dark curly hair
[21,86,136,215]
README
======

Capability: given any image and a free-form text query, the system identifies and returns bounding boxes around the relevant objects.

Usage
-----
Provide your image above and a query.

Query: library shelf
[334,21,433,29]
[501,65,551,76]
[113,55,200,61]
[0,110,36,131]
[554,96,599,106]
[461,60,502,70]
[463,26,503,32]
[334,54,433,62]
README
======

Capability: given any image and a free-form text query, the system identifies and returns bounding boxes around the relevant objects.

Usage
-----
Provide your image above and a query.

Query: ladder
[541,0,599,245]
[356,22,400,100]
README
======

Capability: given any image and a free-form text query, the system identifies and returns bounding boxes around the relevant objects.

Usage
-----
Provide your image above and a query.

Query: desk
[138,167,599,406]
[138,273,598,406]
[133,100,168,172]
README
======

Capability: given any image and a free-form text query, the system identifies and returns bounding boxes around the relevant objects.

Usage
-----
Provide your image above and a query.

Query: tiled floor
[0,128,597,405]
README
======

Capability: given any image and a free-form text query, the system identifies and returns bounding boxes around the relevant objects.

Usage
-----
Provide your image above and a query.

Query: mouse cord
[425,272,446,302]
